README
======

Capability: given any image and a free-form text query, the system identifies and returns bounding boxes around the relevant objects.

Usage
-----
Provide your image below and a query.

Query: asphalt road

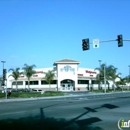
[0,93,130,130]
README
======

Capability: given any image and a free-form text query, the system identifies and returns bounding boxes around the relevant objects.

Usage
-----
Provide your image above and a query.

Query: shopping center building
[7,59,101,91]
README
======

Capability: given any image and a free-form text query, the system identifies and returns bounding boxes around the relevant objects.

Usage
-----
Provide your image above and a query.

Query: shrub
[6,91,64,98]
[43,91,64,96]
[0,93,5,98]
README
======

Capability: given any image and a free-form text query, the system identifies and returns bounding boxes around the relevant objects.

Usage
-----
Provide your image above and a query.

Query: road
[0,93,130,130]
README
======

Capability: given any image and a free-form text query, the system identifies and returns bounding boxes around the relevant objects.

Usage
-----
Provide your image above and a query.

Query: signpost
[93,39,99,48]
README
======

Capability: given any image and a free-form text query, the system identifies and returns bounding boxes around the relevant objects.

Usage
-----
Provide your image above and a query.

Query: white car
[32,89,44,93]
[2,88,12,93]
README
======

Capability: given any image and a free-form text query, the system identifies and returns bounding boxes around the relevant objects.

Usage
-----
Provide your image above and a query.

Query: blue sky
[0,0,130,78]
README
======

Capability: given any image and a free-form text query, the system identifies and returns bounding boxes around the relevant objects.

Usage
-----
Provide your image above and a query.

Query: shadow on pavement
[0,107,104,130]
[0,103,119,130]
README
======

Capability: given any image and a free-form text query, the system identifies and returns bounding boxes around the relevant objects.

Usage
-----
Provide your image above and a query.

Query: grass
[0,91,64,98]
[91,88,130,93]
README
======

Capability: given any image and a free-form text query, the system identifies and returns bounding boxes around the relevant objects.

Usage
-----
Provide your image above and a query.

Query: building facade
[6,59,101,91]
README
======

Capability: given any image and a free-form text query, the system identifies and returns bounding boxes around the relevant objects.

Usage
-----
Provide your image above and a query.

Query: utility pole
[1,61,6,85]
[1,61,7,99]
[98,60,102,89]
[104,63,106,93]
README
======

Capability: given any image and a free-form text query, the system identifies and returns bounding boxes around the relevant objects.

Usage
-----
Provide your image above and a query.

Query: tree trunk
[108,82,110,90]
[49,84,51,91]
[28,79,30,91]
[113,81,115,92]
[16,80,18,92]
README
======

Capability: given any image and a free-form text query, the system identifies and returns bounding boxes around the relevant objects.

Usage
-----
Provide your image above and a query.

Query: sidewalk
[0,94,87,102]
[0,91,130,102]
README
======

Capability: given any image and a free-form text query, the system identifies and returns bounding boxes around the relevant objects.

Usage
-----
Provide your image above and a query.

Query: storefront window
[26,81,38,85]
[41,80,57,84]
[78,80,89,84]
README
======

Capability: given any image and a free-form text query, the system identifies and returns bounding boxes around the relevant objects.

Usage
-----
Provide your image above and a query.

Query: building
[6,59,101,91]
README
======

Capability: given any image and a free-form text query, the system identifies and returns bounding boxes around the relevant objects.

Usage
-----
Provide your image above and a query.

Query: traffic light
[82,38,90,51]
[3,69,6,80]
[117,35,123,47]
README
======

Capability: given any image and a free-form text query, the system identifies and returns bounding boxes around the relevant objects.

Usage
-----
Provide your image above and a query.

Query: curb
[0,91,130,102]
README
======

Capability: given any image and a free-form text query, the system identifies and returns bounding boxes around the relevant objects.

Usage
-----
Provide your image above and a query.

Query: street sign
[93,39,99,48]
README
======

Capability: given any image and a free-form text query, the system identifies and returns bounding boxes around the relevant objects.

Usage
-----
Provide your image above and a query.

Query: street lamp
[1,61,6,69]
[1,61,6,84]
[1,61,7,99]
[104,63,106,93]
[98,60,102,89]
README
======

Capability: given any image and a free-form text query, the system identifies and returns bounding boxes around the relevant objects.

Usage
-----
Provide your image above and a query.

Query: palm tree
[22,64,36,90]
[116,78,126,91]
[8,68,23,91]
[107,66,121,91]
[95,64,121,91]
[43,70,55,91]
[95,64,105,90]
[123,76,130,90]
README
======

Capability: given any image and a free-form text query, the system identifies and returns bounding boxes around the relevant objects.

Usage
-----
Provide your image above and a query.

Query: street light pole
[104,63,106,93]
[98,60,102,89]
[1,61,6,84]
[1,61,7,99]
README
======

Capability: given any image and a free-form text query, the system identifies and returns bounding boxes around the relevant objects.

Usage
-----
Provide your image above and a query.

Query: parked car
[32,89,44,93]
[2,88,12,93]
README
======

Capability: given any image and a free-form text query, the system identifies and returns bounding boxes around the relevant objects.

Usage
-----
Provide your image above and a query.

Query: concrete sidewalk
[0,91,130,102]
[0,94,88,102]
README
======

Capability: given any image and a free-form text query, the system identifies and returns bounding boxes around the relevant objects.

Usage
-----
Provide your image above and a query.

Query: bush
[0,93,5,98]
[43,91,64,96]
[0,91,64,98]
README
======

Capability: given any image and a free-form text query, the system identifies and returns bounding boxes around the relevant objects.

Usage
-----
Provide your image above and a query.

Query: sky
[0,0,130,78]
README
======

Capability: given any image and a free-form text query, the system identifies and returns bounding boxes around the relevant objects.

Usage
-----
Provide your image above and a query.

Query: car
[2,88,12,93]
[32,89,44,94]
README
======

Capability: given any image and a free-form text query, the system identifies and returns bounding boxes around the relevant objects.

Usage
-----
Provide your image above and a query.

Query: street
[0,94,130,130]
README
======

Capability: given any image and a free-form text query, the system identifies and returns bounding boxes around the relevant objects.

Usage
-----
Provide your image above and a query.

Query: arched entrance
[61,79,75,91]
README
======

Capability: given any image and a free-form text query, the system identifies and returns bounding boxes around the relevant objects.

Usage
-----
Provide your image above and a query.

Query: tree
[95,63,108,90]
[43,70,55,91]
[107,66,121,91]
[8,68,23,91]
[95,64,121,91]
[116,78,126,91]
[22,64,36,90]
[123,76,130,90]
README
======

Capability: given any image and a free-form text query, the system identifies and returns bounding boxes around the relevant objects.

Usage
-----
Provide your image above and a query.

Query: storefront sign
[36,71,43,73]
[86,70,96,74]
[60,65,75,74]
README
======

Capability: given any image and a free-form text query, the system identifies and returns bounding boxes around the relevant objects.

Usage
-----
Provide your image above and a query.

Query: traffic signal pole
[82,34,130,51]
[4,79,7,99]
[99,39,116,43]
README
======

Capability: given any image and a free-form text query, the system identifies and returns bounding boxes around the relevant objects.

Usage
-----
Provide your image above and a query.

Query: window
[26,81,38,85]
[12,81,23,85]
[41,80,48,84]
[92,80,99,84]
[78,80,89,84]
[41,80,57,85]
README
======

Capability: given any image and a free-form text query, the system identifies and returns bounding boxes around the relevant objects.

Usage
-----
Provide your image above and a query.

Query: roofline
[53,61,80,66]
